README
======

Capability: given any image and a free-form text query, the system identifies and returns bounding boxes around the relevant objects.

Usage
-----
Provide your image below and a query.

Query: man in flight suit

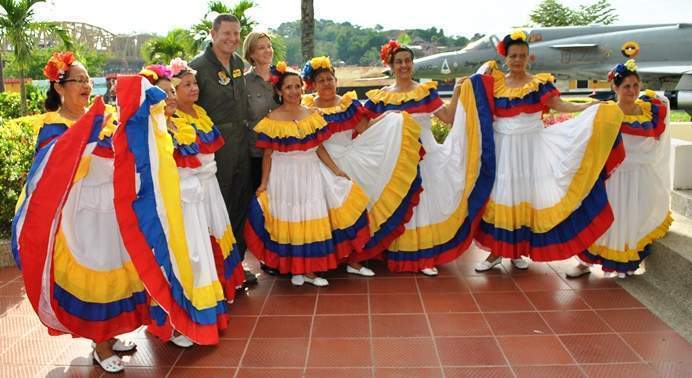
[190,13,257,286]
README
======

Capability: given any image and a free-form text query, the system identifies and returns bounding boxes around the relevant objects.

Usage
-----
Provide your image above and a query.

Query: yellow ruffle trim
[486,60,555,99]
[365,81,438,105]
[175,105,214,133]
[368,112,422,232]
[587,212,673,263]
[254,111,328,139]
[258,180,368,245]
[303,91,359,115]
[216,225,237,259]
[34,112,74,133]
[388,80,484,251]
[482,102,624,232]
[98,105,119,140]
[169,117,198,145]
[53,230,145,303]
[622,99,653,124]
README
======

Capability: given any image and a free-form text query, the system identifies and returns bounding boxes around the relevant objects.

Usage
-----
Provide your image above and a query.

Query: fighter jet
[413,23,692,111]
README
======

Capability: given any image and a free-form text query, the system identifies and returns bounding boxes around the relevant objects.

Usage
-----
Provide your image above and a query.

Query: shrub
[0,119,36,238]
[0,85,46,120]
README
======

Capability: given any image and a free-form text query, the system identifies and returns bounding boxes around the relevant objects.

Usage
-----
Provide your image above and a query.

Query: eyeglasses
[62,78,94,86]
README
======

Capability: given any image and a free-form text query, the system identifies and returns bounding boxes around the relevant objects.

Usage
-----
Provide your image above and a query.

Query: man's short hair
[213,14,240,31]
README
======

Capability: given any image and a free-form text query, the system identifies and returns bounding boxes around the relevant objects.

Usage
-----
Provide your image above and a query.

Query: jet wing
[550,43,598,49]
[636,66,692,75]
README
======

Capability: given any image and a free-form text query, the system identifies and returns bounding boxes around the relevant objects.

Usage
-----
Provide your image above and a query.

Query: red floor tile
[578,289,645,309]
[485,312,552,336]
[0,336,74,365]
[512,273,571,292]
[319,278,368,294]
[304,367,372,377]
[44,365,105,378]
[315,294,369,314]
[372,314,431,337]
[473,292,534,312]
[372,338,439,367]
[0,281,26,297]
[560,334,640,363]
[311,315,370,338]
[252,316,312,338]
[269,281,318,296]
[541,310,613,334]
[235,368,304,377]
[307,338,372,367]
[261,295,316,315]
[525,291,589,311]
[561,273,621,290]
[230,294,269,315]
[0,266,21,283]
[497,335,574,365]
[427,313,492,336]
[421,292,479,313]
[369,277,418,294]
[512,365,584,378]
[597,309,673,333]
[416,276,468,293]
[241,339,308,367]
[175,339,247,367]
[119,339,184,367]
[370,294,423,314]
[465,275,519,292]
[444,366,514,377]
[375,367,444,377]
[170,367,237,377]
[580,363,660,378]
[650,361,692,378]
[436,337,506,366]
[221,316,258,338]
[621,332,692,362]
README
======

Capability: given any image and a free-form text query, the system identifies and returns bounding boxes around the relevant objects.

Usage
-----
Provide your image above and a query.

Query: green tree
[192,0,258,53]
[141,28,195,64]
[300,0,314,61]
[4,46,111,79]
[0,0,72,114]
[530,0,617,27]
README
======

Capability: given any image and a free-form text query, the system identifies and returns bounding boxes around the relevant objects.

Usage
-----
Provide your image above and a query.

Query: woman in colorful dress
[566,60,672,278]
[243,31,281,276]
[244,63,370,287]
[11,52,145,373]
[301,56,427,277]
[470,31,625,272]
[363,40,491,275]
[136,60,243,347]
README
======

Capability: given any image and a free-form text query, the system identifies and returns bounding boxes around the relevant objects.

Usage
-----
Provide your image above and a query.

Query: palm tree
[192,0,258,54]
[300,0,314,61]
[141,28,195,64]
[0,0,72,114]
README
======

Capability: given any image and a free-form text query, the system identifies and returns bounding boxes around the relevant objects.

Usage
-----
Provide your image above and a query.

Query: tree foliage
[141,28,196,64]
[0,0,72,114]
[273,19,469,66]
[4,46,111,78]
[530,0,618,27]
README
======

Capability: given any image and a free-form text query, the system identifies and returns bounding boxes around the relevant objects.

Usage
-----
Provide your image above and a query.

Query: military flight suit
[190,44,253,255]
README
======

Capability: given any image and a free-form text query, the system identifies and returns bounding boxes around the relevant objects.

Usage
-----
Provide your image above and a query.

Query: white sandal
[93,350,125,373]
[420,267,439,276]
[111,339,136,352]
[474,257,502,272]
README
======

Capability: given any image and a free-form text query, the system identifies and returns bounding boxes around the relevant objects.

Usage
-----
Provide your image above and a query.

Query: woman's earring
[501,62,509,72]
[526,62,532,71]
[278,95,282,103]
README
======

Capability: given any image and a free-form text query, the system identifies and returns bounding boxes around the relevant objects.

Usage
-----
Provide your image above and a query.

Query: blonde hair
[243,31,272,65]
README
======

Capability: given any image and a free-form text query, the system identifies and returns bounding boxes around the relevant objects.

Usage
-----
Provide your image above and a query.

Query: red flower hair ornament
[43,51,76,82]
[380,40,401,65]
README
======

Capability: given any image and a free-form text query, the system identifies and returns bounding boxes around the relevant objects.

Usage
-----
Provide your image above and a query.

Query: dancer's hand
[334,169,350,179]
[256,184,267,195]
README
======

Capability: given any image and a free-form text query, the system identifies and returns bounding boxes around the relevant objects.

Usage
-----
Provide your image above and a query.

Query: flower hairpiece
[380,40,401,65]
[139,64,173,85]
[169,57,195,77]
[301,56,333,91]
[43,51,76,82]
[497,30,528,57]
[269,61,290,85]
[608,59,638,82]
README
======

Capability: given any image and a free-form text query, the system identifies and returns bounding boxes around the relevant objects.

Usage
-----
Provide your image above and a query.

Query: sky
[33,0,692,38]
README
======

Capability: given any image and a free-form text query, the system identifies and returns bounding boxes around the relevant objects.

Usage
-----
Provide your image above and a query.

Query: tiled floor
[1,247,692,377]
